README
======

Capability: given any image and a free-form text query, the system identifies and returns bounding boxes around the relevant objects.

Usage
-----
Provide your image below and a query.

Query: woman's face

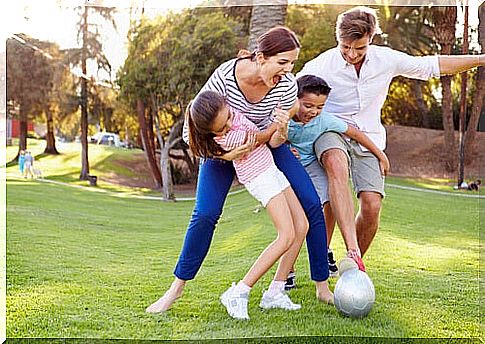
[211,105,233,137]
[258,48,299,88]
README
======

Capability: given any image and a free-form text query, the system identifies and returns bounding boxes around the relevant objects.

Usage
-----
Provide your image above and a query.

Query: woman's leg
[146,158,235,313]
[271,145,332,301]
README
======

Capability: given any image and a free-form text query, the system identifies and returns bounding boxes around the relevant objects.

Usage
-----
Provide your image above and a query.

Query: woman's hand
[219,131,257,161]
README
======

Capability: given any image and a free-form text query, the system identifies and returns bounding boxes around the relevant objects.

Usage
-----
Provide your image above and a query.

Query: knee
[321,150,348,181]
[360,195,382,219]
[189,209,222,230]
[278,228,296,251]
[295,216,309,239]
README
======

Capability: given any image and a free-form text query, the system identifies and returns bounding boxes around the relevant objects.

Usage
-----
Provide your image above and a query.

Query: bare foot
[315,280,334,305]
[146,279,185,313]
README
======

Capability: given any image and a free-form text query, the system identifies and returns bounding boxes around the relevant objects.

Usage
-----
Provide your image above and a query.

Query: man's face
[338,35,371,65]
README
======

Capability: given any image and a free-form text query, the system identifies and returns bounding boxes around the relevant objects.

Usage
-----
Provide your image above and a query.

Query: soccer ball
[334,268,375,318]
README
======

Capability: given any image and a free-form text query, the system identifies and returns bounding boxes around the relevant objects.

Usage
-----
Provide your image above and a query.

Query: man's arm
[439,54,485,75]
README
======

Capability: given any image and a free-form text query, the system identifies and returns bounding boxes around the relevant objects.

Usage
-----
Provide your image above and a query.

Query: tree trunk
[247,0,288,51]
[44,108,59,154]
[18,104,28,152]
[433,7,457,172]
[410,80,430,128]
[464,3,485,165]
[137,99,162,188]
[79,5,90,180]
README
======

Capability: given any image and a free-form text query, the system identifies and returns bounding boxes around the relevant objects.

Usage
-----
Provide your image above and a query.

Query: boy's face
[296,93,327,124]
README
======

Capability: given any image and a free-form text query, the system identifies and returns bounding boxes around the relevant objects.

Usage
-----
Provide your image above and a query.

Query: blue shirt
[288,112,348,166]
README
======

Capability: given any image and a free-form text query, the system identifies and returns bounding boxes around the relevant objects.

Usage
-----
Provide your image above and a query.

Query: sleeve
[390,48,440,80]
[216,130,247,151]
[319,113,348,134]
[279,75,298,111]
[183,65,228,144]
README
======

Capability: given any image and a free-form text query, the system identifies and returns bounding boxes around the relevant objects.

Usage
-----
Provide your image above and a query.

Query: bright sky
[0,0,481,81]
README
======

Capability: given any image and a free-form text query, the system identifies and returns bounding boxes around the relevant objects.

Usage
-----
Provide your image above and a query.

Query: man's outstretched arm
[439,54,485,75]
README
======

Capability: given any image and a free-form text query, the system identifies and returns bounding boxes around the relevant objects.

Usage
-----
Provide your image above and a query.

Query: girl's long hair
[186,90,228,158]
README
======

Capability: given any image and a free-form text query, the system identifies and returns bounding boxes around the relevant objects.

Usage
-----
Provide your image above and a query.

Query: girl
[186,90,307,319]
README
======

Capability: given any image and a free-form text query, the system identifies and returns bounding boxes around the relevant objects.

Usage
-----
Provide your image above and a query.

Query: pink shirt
[214,110,274,184]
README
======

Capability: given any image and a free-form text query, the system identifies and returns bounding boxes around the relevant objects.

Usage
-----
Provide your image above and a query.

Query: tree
[247,0,288,51]
[464,3,485,165]
[433,6,457,172]
[118,10,240,199]
[6,34,56,155]
[65,2,116,180]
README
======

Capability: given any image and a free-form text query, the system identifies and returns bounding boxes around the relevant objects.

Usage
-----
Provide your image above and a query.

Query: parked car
[89,132,122,147]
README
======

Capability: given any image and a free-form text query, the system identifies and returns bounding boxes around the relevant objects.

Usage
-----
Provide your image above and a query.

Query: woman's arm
[345,126,390,176]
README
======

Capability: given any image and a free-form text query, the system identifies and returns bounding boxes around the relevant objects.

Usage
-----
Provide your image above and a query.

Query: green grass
[6,176,481,340]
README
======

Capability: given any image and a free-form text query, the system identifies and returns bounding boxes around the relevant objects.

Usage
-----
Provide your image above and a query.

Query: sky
[0,0,481,82]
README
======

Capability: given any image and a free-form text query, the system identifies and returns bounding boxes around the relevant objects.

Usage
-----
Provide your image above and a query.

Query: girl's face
[295,93,327,124]
[211,105,233,136]
[257,48,299,88]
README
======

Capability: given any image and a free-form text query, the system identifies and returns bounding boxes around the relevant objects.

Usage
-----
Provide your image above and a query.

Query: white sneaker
[259,290,301,311]
[220,283,250,320]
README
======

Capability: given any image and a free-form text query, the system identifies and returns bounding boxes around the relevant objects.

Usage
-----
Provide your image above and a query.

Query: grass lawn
[6,175,481,340]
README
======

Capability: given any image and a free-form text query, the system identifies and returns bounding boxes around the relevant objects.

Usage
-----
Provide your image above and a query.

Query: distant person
[467,180,481,191]
[18,150,25,176]
[297,6,485,258]
[23,151,34,179]
[185,90,306,319]
[286,74,390,288]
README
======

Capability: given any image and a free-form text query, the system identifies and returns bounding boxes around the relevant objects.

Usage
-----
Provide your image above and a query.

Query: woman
[147,26,333,314]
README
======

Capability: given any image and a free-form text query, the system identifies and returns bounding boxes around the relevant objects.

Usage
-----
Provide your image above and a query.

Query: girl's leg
[271,145,332,301]
[146,158,235,313]
[241,191,296,287]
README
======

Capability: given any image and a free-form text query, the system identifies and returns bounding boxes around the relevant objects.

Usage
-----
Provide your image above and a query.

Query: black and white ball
[334,268,375,318]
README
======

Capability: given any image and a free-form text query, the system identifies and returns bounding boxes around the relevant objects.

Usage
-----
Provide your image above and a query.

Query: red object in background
[9,119,34,138]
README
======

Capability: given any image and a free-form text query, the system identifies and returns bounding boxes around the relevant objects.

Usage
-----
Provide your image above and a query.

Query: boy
[285,75,390,289]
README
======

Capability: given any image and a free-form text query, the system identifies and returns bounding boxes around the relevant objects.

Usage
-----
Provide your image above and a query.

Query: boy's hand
[378,152,390,176]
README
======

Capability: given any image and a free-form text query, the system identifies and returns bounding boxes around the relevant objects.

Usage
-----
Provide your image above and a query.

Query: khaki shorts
[314,132,385,198]
[304,159,329,205]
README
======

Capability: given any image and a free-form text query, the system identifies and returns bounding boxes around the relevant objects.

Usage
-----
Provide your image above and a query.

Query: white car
[90,132,122,147]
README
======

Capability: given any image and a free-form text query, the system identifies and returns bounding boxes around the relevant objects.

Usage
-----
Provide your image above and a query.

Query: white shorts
[244,164,291,207]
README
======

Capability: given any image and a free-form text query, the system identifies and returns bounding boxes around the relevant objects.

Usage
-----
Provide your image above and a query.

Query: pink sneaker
[347,249,366,272]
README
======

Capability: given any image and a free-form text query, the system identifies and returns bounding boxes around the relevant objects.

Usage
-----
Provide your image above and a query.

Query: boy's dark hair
[297,75,331,98]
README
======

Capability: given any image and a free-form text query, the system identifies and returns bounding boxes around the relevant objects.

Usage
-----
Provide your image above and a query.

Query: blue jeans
[174,144,329,281]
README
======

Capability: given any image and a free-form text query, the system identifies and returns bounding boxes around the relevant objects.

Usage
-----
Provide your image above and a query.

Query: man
[296,6,484,262]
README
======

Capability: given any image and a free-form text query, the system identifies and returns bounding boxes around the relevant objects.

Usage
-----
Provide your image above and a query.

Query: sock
[233,280,251,295]
[266,280,286,297]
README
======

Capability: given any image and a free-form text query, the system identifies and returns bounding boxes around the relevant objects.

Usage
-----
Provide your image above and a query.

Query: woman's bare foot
[146,278,186,313]
[315,280,334,305]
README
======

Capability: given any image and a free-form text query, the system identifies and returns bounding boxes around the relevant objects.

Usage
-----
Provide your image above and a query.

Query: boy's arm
[345,126,390,176]
[254,101,298,145]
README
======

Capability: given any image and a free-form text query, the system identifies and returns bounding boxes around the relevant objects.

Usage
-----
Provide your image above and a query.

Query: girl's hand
[378,152,390,176]
[290,147,301,159]
[220,132,256,161]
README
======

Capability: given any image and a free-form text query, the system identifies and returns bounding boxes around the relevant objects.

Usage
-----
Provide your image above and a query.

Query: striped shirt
[183,57,298,143]
[214,110,274,184]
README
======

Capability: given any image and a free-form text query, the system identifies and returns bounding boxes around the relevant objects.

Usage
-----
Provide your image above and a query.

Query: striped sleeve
[217,130,247,151]
[279,74,297,111]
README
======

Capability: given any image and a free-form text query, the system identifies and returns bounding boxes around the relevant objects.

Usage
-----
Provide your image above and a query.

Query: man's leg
[356,191,382,256]
[320,149,359,253]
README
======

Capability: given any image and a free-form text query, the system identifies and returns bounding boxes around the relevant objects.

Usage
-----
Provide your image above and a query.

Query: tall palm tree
[247,0,288,51]
[433,6,457,172]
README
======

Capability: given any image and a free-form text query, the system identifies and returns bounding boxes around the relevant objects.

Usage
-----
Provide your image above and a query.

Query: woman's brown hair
[238,26,301,60]
[186,90,227,158]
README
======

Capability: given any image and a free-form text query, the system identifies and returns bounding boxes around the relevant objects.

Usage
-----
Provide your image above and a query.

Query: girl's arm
[345,126,390,176]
